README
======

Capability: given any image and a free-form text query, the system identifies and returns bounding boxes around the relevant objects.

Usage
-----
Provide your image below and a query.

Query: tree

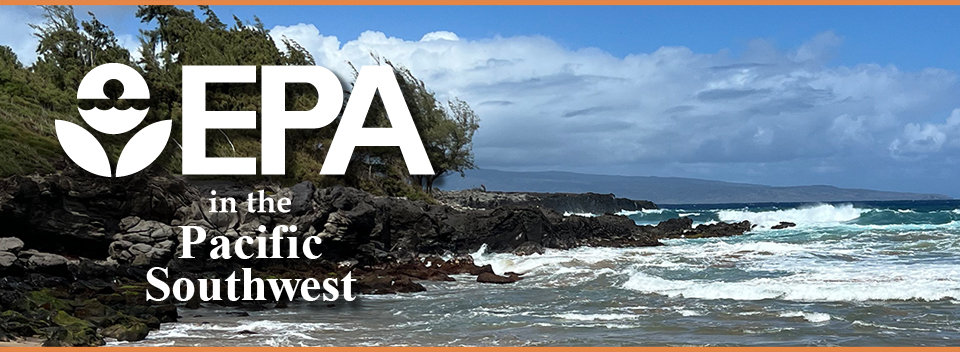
[0,46,27,96]
[134,5,329,176]
[345,57,480,193]
[30,6,132,92]
[425,98,479,191]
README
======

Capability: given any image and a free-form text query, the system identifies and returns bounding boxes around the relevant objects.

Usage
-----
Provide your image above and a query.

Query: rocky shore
[436,189,657,214]
[0,169,751,346]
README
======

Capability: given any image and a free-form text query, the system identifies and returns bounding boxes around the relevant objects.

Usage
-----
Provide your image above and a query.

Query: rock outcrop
[771,221,797,230]
[655,217,754,239]
[436,189,657,214]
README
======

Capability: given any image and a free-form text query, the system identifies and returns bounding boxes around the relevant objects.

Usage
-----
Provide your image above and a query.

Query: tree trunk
[411,175,426,191]
[426,172,444,192]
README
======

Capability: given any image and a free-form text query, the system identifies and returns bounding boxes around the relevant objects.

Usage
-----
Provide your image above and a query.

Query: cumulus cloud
[890,109,960,159]
[270,25,959,177]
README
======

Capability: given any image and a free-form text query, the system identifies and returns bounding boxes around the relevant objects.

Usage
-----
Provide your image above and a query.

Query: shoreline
[0,337,43,347]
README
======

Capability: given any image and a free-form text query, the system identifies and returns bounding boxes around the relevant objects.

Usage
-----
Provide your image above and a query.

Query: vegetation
[0,5,478,198]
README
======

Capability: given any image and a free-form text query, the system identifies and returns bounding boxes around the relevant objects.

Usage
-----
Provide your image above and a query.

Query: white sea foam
[474,234,960,303]
[473,207,960,304]
[675,309,703,317]
[555,313,637,321]
[693,220,719,226]
[621,269,960,302]
[471,244,637,277]
[563,212,597,217]
[717,203,864,228]
[778,311,831,323]
[617,209,665,216]
[843,221,960,232]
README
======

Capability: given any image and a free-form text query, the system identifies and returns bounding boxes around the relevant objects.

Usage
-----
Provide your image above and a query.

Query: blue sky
[2,6,960,196]
[67,6,960,71]
[214,6,960,72]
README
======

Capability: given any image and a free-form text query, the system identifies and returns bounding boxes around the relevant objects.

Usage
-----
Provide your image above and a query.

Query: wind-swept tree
[423,97,479,191]
[134,5,326,176]
[344,56,480,194]
[30,6,132,92]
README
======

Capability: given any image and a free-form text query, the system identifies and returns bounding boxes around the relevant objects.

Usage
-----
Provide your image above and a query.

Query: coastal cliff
[0,169,751,346]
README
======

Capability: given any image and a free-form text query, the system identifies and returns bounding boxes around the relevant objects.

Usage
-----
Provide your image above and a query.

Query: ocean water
[117,200,960,346]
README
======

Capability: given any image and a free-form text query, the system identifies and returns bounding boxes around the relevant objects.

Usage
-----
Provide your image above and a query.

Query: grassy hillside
[0,91,78,177]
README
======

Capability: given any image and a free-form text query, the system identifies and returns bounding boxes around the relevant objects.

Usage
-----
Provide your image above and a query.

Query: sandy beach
[0,337,43,347]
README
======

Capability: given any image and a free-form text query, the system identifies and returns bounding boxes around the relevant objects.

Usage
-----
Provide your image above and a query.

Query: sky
[2,6,960,196]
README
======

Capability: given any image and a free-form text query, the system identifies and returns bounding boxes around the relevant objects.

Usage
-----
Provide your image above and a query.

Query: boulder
[437,255,494,275]
[0,251,18,268]
[656,217,694,237]
[477,272,522,284]
[185,294,202,309]
[771,221,797,230]
[287,181,316,215]
[0,237,24,252]
[107,218,177,266]
[354,274,426,294]
[102,322,150,342]
[19,250,70,276]
[153,304,179,323]
[691,221,753,238]
[42,311,104,347]
[0,310,43,338]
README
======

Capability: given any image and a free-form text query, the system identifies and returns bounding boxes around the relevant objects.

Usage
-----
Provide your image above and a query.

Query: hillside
[437,169,951,204]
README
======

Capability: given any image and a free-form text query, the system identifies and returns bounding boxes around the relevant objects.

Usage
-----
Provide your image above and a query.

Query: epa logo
[57,63,433,178]
[56,63,171,177]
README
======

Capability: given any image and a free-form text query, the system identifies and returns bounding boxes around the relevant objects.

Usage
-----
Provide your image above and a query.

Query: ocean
[116,200,960,346]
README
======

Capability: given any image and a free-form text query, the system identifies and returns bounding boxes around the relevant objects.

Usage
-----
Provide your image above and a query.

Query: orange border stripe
[2,347,959,351]
[1,0,959,4]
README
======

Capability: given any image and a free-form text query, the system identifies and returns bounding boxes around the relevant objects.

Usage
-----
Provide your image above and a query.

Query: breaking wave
[717,203,864,228]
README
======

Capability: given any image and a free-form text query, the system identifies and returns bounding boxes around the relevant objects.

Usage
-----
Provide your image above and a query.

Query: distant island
[438,169,951,204]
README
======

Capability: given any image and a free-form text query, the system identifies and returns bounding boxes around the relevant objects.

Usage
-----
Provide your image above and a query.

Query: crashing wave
[718,203,864,228]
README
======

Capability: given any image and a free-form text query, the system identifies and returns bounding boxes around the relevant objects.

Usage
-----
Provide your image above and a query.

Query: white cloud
[890,109,960,159]
[116,33,142,63]
[270,25,959,174]
[791,31,843,64]
[420,31,459,42]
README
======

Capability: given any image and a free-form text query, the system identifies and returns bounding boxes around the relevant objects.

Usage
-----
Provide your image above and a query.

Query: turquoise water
[118,201,960,346]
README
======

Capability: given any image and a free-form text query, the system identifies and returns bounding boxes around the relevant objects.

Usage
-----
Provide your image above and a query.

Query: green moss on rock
[26,289,72,312]
[43,310,103,347]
